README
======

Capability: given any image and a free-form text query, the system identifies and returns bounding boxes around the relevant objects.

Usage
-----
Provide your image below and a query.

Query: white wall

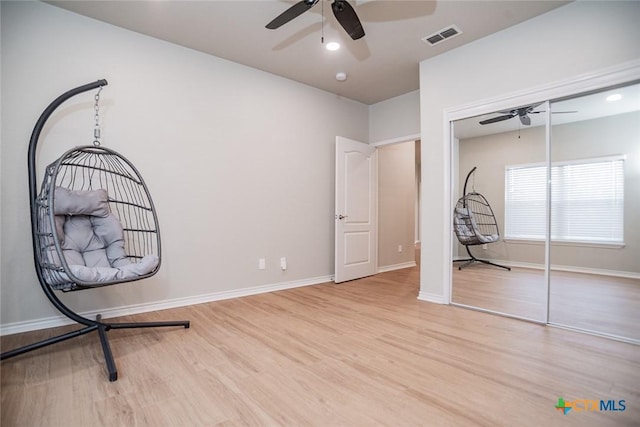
[0,2,368,332]
[369,90,420,143]
[419,1,640,301]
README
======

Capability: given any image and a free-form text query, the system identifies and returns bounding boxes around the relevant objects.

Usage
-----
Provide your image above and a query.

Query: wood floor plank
[2,264,639,426]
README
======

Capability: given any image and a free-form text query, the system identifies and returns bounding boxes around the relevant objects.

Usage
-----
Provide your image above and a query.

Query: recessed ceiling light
[606,93,622,102]
[326,42,340,51]
[336,72,347,81]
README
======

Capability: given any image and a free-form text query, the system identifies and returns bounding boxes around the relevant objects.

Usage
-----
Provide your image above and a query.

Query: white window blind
[505,157,624,244]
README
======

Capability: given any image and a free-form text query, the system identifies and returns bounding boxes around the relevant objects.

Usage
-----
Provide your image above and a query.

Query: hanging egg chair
[37,145,161,291]
[453,167,511,271]
[1,79,190,381]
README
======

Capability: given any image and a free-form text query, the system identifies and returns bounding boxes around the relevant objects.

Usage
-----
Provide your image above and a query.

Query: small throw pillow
[54,187,110,217]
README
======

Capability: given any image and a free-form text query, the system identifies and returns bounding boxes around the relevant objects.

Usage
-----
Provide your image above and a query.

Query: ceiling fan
[479,104,541,126]
[266,0,365,40]
[479,103,577,126]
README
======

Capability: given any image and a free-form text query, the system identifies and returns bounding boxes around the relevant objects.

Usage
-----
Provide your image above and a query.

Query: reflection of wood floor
[452,265,640,342]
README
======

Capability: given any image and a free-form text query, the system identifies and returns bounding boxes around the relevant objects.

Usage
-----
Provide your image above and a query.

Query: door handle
[337,214,348,220]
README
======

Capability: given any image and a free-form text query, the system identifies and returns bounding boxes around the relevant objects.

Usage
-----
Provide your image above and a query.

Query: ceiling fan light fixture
[326,41,341,51]
[266,0,364,40]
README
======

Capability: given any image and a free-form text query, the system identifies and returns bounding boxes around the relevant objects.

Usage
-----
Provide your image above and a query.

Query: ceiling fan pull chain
[321,0,324,44]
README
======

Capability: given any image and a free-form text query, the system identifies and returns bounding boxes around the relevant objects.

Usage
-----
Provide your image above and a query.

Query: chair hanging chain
[93,87,103,146]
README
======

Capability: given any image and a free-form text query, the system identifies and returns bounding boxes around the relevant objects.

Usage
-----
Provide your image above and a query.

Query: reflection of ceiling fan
[266,0,365,40]
[479,103,577,126]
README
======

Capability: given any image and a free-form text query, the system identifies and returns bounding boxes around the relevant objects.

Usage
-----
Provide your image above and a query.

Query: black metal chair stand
[0,79,190,382]
[454,245,511,271]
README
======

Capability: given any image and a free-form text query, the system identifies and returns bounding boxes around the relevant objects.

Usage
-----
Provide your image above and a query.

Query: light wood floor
[452,265,640,342]
[2,265,639,426]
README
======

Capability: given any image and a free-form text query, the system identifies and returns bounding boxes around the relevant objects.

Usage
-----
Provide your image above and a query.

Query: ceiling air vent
[422,25,462,46]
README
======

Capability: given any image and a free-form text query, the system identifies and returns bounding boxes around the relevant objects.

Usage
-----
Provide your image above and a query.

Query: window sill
[504,238,625,249]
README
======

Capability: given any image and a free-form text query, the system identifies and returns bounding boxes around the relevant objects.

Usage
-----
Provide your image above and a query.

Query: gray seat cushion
[48,187,158,283]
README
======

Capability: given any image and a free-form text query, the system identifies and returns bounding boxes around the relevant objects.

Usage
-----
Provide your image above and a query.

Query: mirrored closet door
[451,105,549,323]
[451,81,640,344]
[548,83,640,343]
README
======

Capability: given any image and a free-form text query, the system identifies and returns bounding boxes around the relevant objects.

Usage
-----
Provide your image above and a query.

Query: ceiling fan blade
[530,109,578,115]
[479,115,514,125]
[520,114,531,126]
[266,0,318,30]
[332,0,365,40]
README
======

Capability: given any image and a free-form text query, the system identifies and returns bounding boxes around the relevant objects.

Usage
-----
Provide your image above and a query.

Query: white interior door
[335,136,377,283]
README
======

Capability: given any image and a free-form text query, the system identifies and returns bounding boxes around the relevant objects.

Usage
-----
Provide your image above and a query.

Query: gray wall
[458,112,640,274]
[369,90,420,143]
[378,141,416,269]
[0,2,368,330]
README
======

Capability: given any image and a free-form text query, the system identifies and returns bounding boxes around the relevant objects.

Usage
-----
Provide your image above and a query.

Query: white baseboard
[453,257,640,280]
[6,259,636,336]
[549,265,640,280]
[0,275,333,337]
[493,260,640,280]
[377,261,416,273]
[417,291,447,304]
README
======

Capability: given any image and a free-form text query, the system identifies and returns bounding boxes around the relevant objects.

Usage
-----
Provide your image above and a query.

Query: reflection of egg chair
[453,167,510,271]
[0,80,190,381]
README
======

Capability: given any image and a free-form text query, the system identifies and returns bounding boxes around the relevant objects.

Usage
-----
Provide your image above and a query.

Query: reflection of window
[505,156,624,244]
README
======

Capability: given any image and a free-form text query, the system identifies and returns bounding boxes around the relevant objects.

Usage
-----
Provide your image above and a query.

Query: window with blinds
[504,156,624,244]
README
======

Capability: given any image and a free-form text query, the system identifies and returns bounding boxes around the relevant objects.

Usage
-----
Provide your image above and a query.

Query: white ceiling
[47,0,569,105]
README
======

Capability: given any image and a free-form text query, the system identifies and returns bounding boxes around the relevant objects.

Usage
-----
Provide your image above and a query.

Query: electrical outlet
[258,258,266,270]
[398,245,403,253]
[280,257,287,270]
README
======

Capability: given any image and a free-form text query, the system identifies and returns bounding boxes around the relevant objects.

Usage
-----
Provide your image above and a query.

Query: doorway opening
[377,139,421,275]
[334,135,421,288]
